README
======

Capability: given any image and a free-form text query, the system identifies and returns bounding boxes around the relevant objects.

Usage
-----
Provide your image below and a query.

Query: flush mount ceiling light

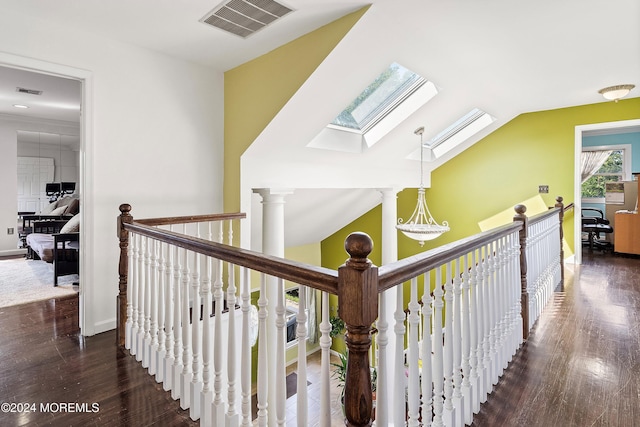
[598,84,635,102]
[396,126,449,246]
[13,104,29,109]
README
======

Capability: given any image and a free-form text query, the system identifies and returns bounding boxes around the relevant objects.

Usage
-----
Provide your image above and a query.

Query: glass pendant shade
[396,127,449,246]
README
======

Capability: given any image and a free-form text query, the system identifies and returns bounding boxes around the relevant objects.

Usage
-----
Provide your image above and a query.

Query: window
[581,145,631,202]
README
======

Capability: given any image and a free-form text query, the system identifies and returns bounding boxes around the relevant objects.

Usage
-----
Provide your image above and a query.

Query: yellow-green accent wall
[223,7,369,213]
[322,98,640,269]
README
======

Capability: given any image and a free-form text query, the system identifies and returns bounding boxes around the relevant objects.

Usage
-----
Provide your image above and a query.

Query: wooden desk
[614,211,640,255]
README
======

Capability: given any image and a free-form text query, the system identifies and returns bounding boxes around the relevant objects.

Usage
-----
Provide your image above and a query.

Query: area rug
[0,257,78,308]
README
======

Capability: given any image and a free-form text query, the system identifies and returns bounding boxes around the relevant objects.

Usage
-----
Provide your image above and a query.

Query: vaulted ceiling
[2,0,639,247]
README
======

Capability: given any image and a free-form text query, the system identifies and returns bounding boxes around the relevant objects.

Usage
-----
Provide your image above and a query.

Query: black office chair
[582,208,613,251]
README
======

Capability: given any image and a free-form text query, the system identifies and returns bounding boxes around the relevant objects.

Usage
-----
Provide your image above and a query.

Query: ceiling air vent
[201,0,293,38]
[16,87,43,96]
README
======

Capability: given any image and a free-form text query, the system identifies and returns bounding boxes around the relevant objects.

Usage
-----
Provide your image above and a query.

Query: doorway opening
[0,52,93,334]
[573,118,640,264]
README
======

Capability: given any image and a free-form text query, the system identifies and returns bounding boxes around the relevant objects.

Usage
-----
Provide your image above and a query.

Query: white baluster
[296,285,308,426]
[421,272,433,427]
[143,237,152,369]
[128,233,139,354]
[319,292,331,427]
[155,239,166,382]
[200,250,213,425]
[190,241,202,420]
[407,277,420,426]
[469,249,481,414]
[487,242,498,386]
[180,245,193,410]
[481,244,492,400]
[461,254,473,424]
[495,238,504,373]
[212,223,225,425]
[171,235,183,400]
[375,294,389,427]
[475,247,487,403]
[125,231,135,351]
[149,238,159,376]
[257,274,268,426]
[164,239,175,392]
[452,257,463,425]
[496,237,508,372]
[394,280,406,427]
[432,266,444,427]
[510,231,521,352]
[241,267,252,427]
[226,221,239,425]
[443,261,454,426]
[275,278,286,427]
[136,236,146,363]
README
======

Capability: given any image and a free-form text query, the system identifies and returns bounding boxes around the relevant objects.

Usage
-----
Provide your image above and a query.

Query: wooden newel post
[555,196,565,287]
[117,203,133,348]
[513,204,529,340]
[338,232,378,427]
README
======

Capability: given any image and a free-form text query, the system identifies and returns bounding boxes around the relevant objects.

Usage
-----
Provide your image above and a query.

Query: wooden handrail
[136,212,246,226]
[123,221,339,294]
[378,222,522,292]
[528,205,561,225]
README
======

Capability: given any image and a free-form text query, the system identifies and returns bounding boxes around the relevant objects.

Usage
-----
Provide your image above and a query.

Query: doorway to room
[574,119,640,264]
[0,55,91,333]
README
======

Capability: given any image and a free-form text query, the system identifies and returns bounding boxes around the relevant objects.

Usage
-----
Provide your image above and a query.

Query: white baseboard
[93,318,116,335]
[0,248,27,257]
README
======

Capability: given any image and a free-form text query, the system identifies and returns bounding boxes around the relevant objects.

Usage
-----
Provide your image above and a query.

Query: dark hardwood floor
[0,250,638,426]
[472,251,640,427]
[0,296,197,426]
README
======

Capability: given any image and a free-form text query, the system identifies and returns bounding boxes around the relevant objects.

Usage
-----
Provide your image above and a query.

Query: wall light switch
[539,185,549,194]
[7,227,14,235]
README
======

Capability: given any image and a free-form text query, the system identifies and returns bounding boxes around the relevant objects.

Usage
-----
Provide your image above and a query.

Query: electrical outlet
[7,227,14,235]
[539,185,549,194]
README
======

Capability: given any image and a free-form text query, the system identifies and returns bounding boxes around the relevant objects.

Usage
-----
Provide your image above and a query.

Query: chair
[582,208,613,251]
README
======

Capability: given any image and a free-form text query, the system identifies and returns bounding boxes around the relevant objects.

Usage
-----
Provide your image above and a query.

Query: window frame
[581,144,632,203]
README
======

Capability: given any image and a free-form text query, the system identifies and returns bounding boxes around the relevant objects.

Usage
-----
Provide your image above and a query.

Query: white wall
[0,10,224,335]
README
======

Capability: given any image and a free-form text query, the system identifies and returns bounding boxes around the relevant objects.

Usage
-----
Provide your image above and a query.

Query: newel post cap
[338,232,378,327]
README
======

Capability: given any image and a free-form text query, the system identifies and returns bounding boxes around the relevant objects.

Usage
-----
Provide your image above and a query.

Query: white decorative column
[252,188,293,427]
[377,188,399,426]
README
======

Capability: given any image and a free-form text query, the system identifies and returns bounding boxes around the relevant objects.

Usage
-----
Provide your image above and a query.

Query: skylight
[425,108,495,158]
[307,63,437,153]
[331,63,426,133]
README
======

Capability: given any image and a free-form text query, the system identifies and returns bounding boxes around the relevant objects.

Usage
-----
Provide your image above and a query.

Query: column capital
[252,188,294,203]
[376,187,402,198]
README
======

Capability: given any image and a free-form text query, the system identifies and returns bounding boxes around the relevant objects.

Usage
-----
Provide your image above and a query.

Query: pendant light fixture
[396,126,449,246]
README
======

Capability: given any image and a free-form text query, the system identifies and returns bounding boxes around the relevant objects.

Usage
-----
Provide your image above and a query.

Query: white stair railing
[118,208,339,427]
[387,227,522,427]
[117,200,566,427]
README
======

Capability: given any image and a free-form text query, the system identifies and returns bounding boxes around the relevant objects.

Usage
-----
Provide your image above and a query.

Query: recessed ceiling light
[13,104,29,109]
